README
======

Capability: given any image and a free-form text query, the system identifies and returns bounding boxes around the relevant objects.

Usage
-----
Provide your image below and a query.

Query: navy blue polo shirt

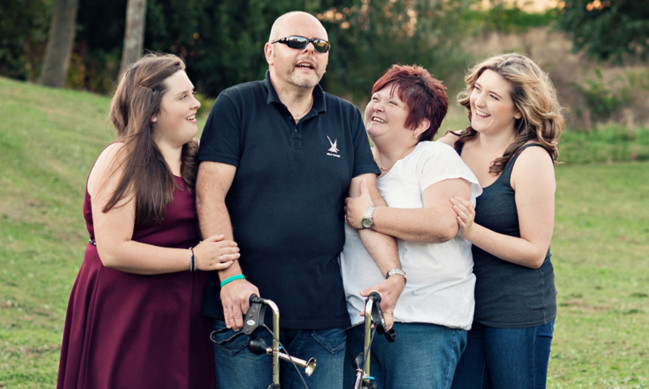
[198,72,379,329]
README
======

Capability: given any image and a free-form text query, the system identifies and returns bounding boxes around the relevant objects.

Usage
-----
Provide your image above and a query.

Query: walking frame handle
[246,294,317,388]
[353,292,396,389]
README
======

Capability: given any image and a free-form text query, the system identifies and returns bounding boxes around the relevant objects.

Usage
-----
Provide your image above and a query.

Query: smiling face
[364,85,412,144]
[265,12,329,91]
[152,70,201,148]
[469,69,521,136]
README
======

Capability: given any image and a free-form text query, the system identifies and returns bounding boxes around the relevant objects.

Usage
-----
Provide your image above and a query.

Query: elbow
[525,250,549,269]
[96,244,121,269]
[440,229,458,243]
[422,223,458,243]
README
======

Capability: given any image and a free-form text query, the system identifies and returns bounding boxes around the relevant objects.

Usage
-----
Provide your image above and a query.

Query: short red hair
[371,64,448,141]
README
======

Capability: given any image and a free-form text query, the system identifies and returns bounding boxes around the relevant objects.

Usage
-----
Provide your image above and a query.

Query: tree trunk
[119,0,147,76]
[39,0,79,88]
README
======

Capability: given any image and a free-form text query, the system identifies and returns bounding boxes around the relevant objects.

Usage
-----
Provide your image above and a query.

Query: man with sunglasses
[197,10,403,389]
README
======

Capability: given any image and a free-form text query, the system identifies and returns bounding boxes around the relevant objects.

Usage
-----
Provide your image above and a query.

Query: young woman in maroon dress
[57,54,240,389]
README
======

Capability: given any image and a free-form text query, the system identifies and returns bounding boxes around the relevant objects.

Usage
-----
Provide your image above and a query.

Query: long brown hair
[104,53,198,225]
[454,53,565,174]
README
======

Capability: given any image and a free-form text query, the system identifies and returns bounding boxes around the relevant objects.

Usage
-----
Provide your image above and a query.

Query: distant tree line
[557,0,649,62]
[2,0,646,101]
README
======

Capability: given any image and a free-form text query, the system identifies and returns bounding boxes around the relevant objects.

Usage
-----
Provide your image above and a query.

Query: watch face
[361,217,373,229]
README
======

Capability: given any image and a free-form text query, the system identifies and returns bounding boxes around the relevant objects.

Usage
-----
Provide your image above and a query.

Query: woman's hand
[359,275,405,331]
[345,179,375,229]
[450,197,476,240]
[193,234,239,271]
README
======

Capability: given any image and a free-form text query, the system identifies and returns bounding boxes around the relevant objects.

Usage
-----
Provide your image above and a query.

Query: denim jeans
[343,322,467,389]
[451,320,555,389]
[210,320,346,389]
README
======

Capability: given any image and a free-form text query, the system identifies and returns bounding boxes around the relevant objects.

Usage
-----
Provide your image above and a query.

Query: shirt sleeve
[350,107,380,177]
[418,142,482,203]
[197,89,242,167]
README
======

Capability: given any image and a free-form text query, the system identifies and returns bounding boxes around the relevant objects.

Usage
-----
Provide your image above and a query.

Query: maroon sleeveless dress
[57,176,215,389]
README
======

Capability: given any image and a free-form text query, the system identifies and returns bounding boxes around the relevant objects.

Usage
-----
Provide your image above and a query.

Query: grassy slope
[0,76,647,387]
[0,77,113,386]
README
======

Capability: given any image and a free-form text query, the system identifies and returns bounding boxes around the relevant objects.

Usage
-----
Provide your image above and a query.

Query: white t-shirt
[340,141,482,330]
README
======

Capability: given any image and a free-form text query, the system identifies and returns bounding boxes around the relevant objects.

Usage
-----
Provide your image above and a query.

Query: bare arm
[196,161,259,330]
[451,147,555,269]
[347,178,470,243]
[436,131,461,147]
[92,144,238,275]
[348,174,404,330]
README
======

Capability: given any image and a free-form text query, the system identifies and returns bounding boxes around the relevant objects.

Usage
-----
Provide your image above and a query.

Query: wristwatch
[385,268,407,284]
[361,206,376,229]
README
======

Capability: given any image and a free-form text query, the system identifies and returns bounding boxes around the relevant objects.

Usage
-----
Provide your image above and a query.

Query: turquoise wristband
[220,274,245,288]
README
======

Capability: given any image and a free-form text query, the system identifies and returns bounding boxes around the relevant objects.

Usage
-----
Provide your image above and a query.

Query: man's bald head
[268,11,328,42]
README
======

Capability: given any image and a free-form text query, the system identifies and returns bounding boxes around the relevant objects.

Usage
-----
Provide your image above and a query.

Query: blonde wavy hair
[454,53,565,174]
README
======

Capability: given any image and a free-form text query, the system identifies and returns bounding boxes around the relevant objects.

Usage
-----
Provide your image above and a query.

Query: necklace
[377,146,415,172]
[292,99,313,122]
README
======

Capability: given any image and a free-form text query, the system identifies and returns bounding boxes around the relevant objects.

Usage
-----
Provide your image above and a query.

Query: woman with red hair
[341,64,482,388]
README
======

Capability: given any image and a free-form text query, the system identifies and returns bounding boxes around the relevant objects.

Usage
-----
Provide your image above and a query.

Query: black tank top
[458,142,557,327]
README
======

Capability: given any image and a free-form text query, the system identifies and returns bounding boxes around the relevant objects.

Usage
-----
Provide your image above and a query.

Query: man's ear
[264,43,274,66]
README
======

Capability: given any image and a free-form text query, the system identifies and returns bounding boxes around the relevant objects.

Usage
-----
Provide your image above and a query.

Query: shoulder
[511,144,555,187]
[87,142,126,195]
[224,79,265,94]
[516,143,554,167]
[418,140,460,160]
[415,142,468,174]
[217,80,266,104]
[208,81,266,119]
[436,130,462,147]
[322,91,360,113]
[94,142,125,170]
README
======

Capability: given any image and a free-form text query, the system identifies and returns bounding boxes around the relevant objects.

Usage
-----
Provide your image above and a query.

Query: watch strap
[385,268,407,284]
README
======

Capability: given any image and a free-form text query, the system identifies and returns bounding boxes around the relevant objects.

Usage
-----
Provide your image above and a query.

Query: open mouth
[296,61,315,70]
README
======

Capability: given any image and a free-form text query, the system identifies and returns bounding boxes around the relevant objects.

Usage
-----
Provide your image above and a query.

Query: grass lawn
[1,76,648,387]
[549,162,649,388]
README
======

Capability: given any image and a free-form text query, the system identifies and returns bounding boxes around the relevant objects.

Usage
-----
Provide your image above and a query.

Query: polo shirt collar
[263,70,326,114]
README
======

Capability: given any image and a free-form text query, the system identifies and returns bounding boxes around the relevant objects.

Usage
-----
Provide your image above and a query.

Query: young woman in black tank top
[438,53,565,389]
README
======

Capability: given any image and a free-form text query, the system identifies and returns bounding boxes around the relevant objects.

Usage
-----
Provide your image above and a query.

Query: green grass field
[1,76,648,388]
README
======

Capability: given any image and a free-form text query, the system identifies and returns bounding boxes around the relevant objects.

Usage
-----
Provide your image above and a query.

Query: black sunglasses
[270,35,331,53]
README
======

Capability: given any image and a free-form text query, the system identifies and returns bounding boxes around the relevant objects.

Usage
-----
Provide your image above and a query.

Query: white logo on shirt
[327,136,341,158]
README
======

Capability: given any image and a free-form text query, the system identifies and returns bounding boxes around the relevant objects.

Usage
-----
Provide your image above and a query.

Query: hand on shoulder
[436,130,461,147]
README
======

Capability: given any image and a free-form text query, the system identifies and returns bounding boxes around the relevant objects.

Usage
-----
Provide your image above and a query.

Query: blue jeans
[210,320,346,389]
[344,322,467,389]
[451,320,555,389]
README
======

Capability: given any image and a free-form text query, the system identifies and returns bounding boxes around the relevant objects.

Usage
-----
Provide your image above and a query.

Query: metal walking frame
[210,294,316,389]
[352,292,396,389]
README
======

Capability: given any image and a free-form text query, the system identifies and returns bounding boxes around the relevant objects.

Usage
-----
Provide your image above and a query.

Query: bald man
[196,11,403,388]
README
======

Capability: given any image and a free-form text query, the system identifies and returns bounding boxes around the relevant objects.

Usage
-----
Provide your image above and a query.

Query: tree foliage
[324,0,475,102]
[558,0,649,61]
[0,0,52,81]
[3,0,478,99]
